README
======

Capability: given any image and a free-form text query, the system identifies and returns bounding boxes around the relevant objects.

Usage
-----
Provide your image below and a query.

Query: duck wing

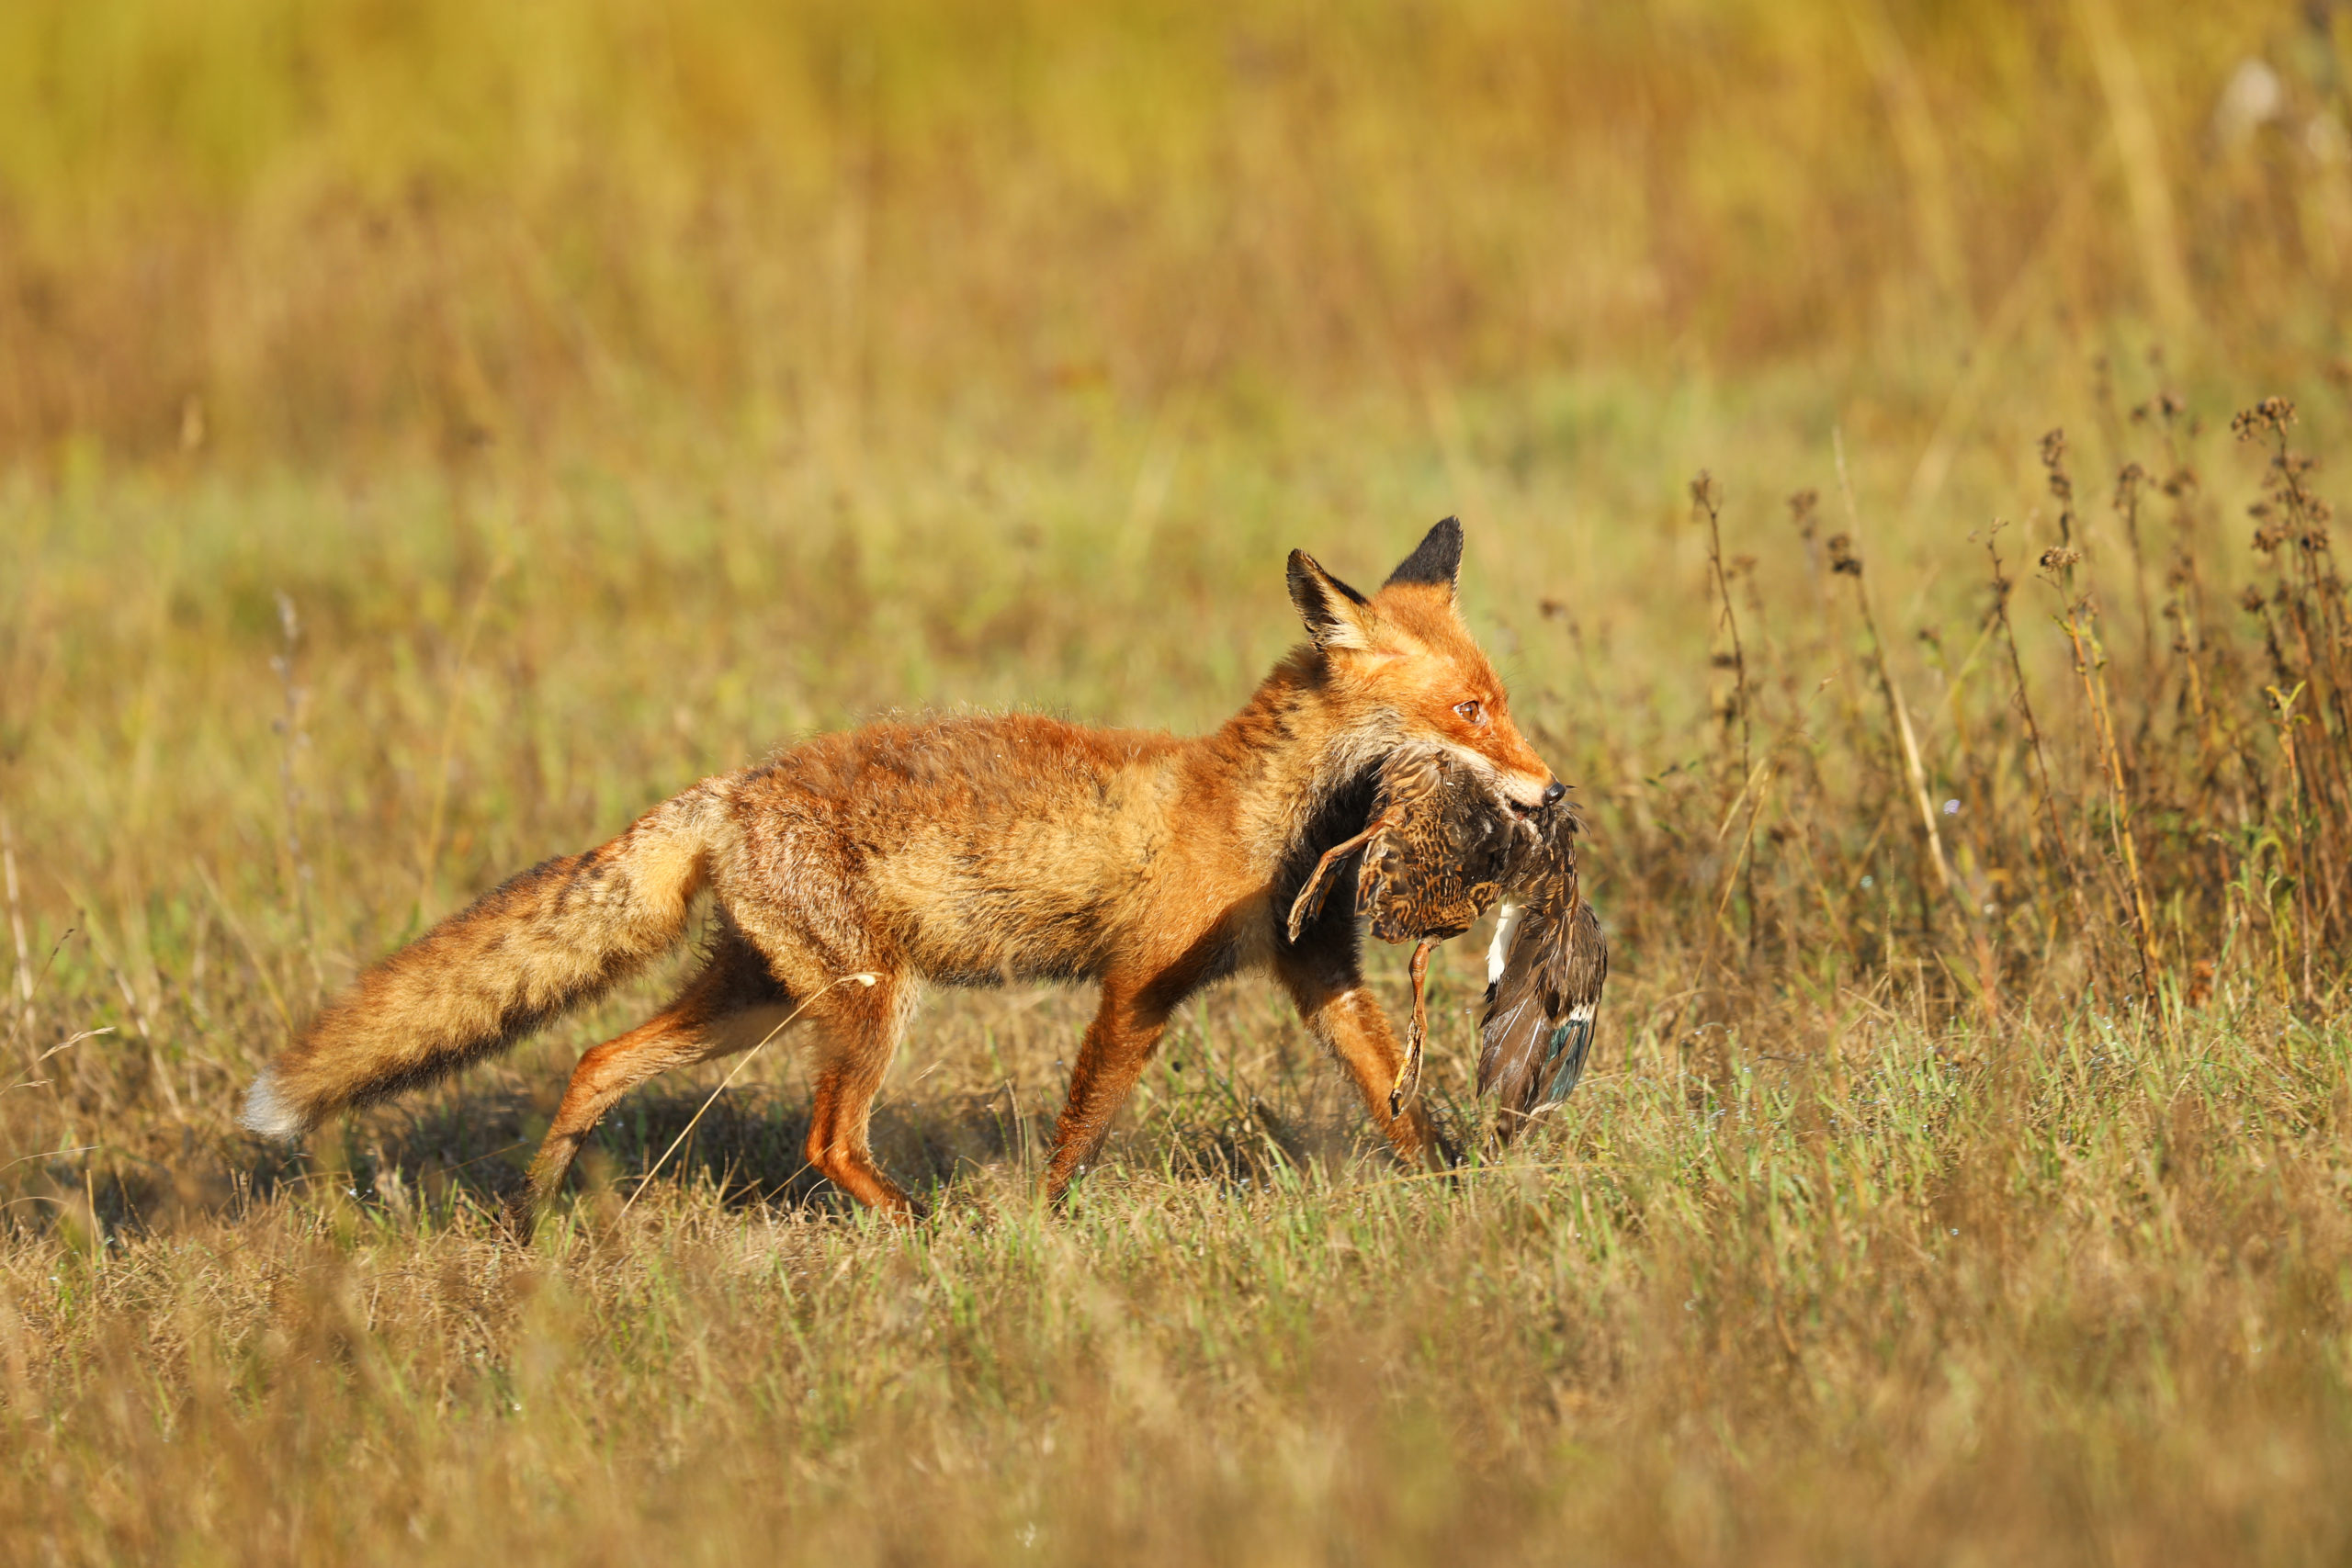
[1476,801,1609,1136]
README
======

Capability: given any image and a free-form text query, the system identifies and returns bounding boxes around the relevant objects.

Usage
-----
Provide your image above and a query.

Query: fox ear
[1287,550,1375,651]
[1384,516,1464,592]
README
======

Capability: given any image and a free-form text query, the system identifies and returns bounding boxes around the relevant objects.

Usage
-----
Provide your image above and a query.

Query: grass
[8,1009,2351,1562]
[7,0,2352,1562]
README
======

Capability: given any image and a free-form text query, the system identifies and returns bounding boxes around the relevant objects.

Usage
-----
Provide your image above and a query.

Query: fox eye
[1453,699,1485,725]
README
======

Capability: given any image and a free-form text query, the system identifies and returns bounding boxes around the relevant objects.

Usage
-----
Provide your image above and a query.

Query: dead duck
[1287,747,1606,1131]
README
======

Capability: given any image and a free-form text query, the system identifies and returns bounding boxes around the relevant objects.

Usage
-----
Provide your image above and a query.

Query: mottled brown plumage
[1286,746,1606,1127]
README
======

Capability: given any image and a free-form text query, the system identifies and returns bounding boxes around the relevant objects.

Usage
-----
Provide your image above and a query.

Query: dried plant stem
[1693,471,1758,955]
[195,864,293,1037]
[2118,478,2157,672]
[2266,682,2315,1004]
[270,595,322,998]
[412,563,507,934]
[1868,586,1998,1015]
[1833,437,1998,1015]
[1986,530,2098,987]
[2037,428,2163,1004]
[2233,399,2348,982]
[2055,598,2163,999]
[1693,471,1753,781]
[1,812,28,1040]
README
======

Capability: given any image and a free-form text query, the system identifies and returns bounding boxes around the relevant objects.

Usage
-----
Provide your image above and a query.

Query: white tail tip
[237,1066,304,1141]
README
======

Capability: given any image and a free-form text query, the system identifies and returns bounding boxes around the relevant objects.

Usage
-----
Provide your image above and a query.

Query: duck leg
[1388,935,1441,1117]
[1285,817,1393,942]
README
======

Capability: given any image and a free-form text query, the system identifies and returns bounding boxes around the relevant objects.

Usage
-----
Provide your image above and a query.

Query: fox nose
[1542,780,1566,807]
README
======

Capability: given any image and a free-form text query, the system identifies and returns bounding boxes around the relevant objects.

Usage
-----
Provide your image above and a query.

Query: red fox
[239,518,1562,1220]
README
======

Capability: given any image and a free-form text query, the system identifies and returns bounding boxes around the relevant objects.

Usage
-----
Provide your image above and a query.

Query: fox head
[1287,517,1561,814]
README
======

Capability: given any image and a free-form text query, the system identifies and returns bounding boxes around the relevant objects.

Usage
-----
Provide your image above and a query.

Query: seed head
[1690,470,1724,515]
[1787,489,1820,541]
[2232,398,2296,441]
[2113,462,2145,511]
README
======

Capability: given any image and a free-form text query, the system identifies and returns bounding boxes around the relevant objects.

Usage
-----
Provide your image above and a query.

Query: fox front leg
[1040,980,1174,1204]
[1276,954,1455,1174]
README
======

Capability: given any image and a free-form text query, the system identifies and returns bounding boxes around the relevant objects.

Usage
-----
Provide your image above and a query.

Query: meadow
[5,1,2352,1561]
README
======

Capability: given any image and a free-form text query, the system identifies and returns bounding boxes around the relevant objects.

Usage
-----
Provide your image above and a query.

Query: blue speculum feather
[1538,1015,1595,1106]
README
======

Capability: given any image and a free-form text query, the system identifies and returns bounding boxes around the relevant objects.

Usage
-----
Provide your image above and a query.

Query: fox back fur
[241,518,1561,1219]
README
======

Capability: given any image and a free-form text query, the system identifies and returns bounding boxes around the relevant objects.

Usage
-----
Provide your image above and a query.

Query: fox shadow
[273,1072,1360,1224]
[67,1066,1459,1244]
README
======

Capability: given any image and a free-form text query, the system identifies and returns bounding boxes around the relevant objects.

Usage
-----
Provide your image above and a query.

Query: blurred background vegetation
[6,3,2352,1562]
[2,0,2344,463]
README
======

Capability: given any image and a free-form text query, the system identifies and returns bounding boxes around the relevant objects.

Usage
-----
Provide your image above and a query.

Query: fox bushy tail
[240,786,722,1139]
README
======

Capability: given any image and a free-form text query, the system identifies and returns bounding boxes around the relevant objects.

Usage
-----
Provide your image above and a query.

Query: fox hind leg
[520,924,790,1225]
[799,968,922,1218]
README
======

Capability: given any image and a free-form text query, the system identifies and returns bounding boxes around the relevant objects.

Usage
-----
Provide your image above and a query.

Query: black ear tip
[1385,516,1465,588]
[1285,550,1317,602]
[1289,548,1371,610]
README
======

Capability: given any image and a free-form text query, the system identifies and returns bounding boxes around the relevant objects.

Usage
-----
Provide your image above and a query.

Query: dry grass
[6,2,2352,1562]
[10,1008,2352,1564]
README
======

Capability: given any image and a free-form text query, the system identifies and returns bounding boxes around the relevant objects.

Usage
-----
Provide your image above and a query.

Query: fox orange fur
[239,519,1560,1221]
